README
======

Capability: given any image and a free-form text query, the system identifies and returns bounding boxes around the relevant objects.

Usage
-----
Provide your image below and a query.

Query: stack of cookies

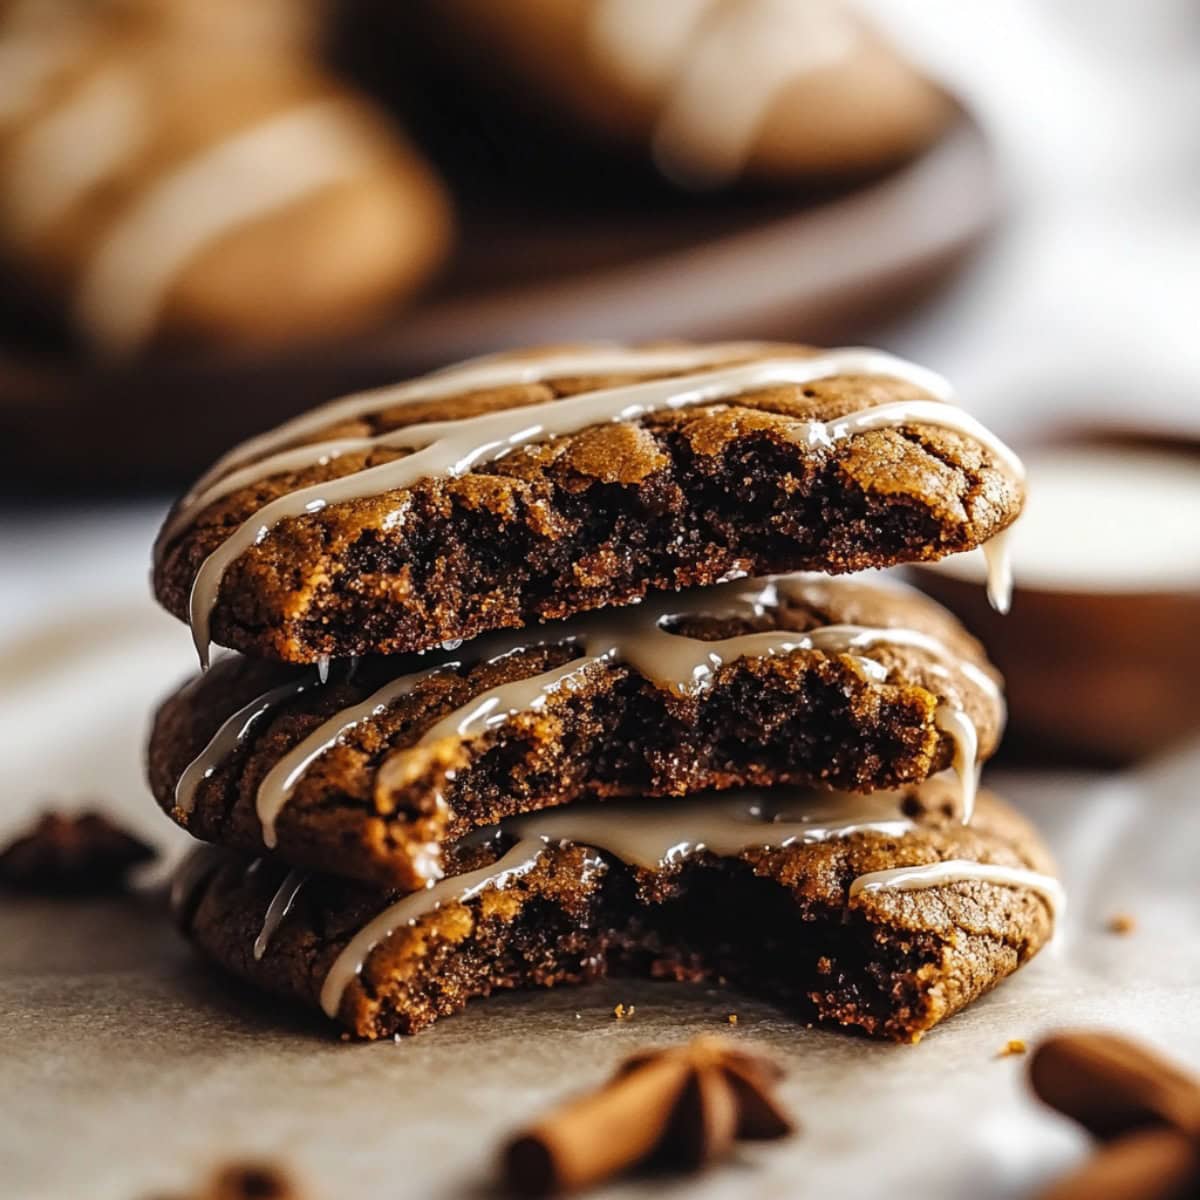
[149,342,1062,1043]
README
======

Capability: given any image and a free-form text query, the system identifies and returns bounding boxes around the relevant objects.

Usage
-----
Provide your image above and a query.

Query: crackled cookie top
[148,570,1005,889]
[153,342,1024,664]
[175,784,1058,1042]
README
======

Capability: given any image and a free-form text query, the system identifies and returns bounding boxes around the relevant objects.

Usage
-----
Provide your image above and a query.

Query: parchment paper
[2,504,1198,1200]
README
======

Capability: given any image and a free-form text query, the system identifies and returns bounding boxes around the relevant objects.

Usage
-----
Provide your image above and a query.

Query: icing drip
[174,674,319,815]
[849,860,1064,922]
[255,666,440,849]
[253,868,308,960]
[933,704,979,825]
[74,98,378,353]
[982,527,1014,614]
[319,785,918,1018]
[170,347,1022,665]
[169,574,994,847]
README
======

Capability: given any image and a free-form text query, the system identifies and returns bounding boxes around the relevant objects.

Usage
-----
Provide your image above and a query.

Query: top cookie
[152,342,1025,665]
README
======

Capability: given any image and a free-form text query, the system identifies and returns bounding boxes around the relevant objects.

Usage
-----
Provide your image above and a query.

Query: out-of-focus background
[1,3,1198,1197]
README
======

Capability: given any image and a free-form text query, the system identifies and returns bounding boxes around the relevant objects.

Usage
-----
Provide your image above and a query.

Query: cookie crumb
[1106,912,1136,935]
[727,1014,739,1026]
[613,1003,636,1021]
[0,809,154,894]
[997,1039,1027,1058]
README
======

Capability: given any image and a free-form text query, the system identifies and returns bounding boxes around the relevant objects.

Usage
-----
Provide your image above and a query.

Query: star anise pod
[1030,1031,1200,1200]
[502,1035,795,1195]
[0,809,155,894]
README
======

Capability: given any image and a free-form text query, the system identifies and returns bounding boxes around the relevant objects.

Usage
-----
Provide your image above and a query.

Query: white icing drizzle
[253,867,308,960]
[982,527,1014,614]
[162,343,949,549]
[170,574,994,847]
[175,342,788,509]
[255,666,440,849]
[74,98,377,354]
[849,860,1064,922]
[318,785,919,1018]
[319,836,563,1018]
[933,704,979,825]
[591,0,859,185]
[171,348,1023,666]
[174,674,319,816]
[2,65,146,242]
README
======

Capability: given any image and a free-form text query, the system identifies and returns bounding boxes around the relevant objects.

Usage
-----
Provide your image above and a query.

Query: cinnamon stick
[1030,1032,1200,1141]
[501,1037,793,1196]
[504,1054,693,1195]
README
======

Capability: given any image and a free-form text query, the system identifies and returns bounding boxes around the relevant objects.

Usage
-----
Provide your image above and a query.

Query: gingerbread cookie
[174,783,1059,1042]
[0,0,451,352]
[148,572,1004,888]
[152,342,1025,666]
[400,0,953,186]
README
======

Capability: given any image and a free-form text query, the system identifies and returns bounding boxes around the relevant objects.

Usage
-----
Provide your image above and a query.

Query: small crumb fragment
[613,1003,636,1021]
[997,1039,1027,1058]
[1107,912,1136,935]
[727,1014,739,1026]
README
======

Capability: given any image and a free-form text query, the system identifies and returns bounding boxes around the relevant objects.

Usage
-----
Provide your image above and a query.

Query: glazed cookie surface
[153,342,1025,665]
[148,573,1005,889]
[174,784,1058,1043]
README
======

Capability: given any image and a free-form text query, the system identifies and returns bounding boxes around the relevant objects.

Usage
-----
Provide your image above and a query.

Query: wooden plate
[0,115,996,492]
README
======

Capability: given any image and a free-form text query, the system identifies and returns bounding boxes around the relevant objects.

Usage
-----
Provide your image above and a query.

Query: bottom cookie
[173,781,1059,1043]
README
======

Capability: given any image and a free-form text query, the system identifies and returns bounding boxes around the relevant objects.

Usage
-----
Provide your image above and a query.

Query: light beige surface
[1,504,1198,1200]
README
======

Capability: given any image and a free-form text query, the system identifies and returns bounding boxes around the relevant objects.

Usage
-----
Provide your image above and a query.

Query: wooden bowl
[916,433,1200,766]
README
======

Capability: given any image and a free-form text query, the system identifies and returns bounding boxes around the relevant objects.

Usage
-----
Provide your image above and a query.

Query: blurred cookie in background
[0,0,452,355]
[386,0,954,188]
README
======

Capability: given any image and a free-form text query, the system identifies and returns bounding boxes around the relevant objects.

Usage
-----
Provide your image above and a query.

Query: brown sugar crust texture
[153,344,1024,664]
[179,787,1055,1044]
[148,579,1003,889]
